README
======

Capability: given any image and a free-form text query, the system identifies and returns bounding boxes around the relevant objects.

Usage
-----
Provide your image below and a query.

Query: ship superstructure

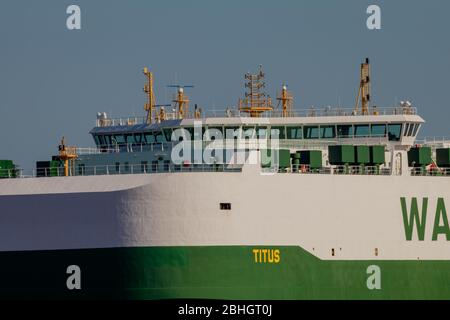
[7,61,428,179]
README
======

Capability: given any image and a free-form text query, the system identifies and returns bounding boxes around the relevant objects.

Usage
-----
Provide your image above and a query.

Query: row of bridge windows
[93,123,417,147]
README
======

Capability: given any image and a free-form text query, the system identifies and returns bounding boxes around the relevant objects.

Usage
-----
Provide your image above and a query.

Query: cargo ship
[1,59,450,299]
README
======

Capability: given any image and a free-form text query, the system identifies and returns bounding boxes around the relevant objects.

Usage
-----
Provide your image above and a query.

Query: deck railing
[96,106,418,127]
[0,163,243,179]
[4,163,450,179]
[410,167,450,176]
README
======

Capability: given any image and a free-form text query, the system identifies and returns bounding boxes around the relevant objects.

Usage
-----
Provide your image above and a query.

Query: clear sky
[1,0,449,169]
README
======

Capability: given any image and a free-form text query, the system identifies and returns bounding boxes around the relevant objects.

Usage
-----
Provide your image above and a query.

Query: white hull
[1,164,449,260]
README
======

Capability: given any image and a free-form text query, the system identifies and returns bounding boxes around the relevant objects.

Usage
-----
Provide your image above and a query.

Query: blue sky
[1,0,449,168]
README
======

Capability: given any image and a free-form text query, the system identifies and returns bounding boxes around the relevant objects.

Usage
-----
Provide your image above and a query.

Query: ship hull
[1,170,450,299]
[2,245,450,299]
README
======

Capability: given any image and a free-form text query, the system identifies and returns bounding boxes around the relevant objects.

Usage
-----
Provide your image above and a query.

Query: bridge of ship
[89,106,424,151]
[53,107,426,177]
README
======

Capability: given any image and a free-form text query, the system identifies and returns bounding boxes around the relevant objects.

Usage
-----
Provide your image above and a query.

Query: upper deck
[94,105,420,128]
[89,105,424,151]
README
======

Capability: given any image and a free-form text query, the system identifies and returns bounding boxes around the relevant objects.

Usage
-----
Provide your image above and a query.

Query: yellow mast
[238,65,273,117]
[276,84,293,117]
[58,137,77,177]
[143,67,156,124]
[354,58,371,115]
[173,87,190,119]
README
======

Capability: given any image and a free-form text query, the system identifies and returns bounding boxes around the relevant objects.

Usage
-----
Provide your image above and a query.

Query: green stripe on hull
[0,246,450,299]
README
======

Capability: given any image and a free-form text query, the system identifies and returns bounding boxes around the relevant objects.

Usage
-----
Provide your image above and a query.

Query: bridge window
[113,135,126,145]
[182,127,194,140]
[243,126,256,139]
[124,134,134,144]
[403,123,410,136]
[144,133,155,144]
[93,135,100,146]
[192,126,205,140]
[337,125,353,138]
[287,126,303,139]
[163,128,173,141]
[256,126,268,139]
[320,125,336,139]
[134,133,143,144]
[178,127,204,141]
[224,126,241,140]
[104,135,112,146]
[354,124,370,137]
[371,124,386,137]
[412,124,420,136]
[388,124,402,141]
[197,127,205,140]
[98,135,106,146]
[206,127,223,140]
[407,123,415,136]
[155,132,165,143]
[303,126,319,139]
[270,126,286,139]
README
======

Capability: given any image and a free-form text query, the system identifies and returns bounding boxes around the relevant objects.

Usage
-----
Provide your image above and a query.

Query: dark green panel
[0,160,16,178]
[0,160,14,169]
[299,150,322,168]
[354,146,370,164]
[328,145,355,165]
[49,160,61,177]
[408,147,432,167]
[261,149,291,168]
[279,149,291,168]
[436,148,450,167]
[370,146,385,165]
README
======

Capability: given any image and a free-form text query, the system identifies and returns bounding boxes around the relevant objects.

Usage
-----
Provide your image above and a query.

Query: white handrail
[95,106,418,127]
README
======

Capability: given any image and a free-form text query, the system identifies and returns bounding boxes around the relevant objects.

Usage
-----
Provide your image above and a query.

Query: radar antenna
[276,84,294,117]
[167,84,194,119]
